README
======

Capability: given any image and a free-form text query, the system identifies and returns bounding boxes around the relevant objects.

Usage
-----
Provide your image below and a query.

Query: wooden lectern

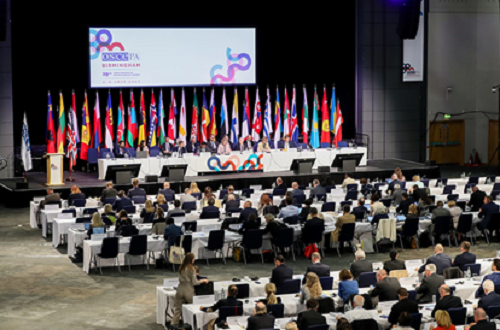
[46,153,65,186]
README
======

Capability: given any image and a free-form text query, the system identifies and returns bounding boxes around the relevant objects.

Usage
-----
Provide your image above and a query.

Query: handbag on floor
[169,236,185,265]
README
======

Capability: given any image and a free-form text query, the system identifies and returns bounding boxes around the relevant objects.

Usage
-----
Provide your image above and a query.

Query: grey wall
[427,0,500,164]
[357,0,426,162]
[0,0,13,178]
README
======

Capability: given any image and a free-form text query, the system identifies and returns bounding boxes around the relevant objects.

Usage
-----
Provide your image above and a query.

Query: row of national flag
[45,86,343,168]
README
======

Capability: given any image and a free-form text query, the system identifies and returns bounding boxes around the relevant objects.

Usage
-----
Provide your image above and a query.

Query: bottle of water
[466,267,471,280]
[367,192,372,201]
[106,153,110,159]
[314,196,318,204]
[124,152,129,159]
[221,287,225,299]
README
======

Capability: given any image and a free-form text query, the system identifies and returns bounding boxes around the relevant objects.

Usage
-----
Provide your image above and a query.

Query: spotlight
[492,85,500,93]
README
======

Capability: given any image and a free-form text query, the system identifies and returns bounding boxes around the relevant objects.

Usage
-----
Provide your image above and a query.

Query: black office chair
[76,217,91,224]
[272,227,296,261]
[345,191,357,201]
[62,209,76,217]
[241,189,254,198]
[126,235,149,271]
[219,190,228,200]
[455,214,475,245]
[321,202,336,212]
[263,205,279,216]
[319,277,334,290]
[240,229,264,265]
[102,216,112,226]
[181,201,197,211]
[182,221,197,232]
[267,304,285,318]
[432,216,453,246]
[104,198,116,206]
[202,230,225,265]
[200,211,220,219]
[397,217,419,251]
[143,213,155,224]
[131,195,146,204]
[410,313,422,330]
[280,279,301,294]
[302,223,325,257]
[92,237,120,275]
[234,283,250,299]
[337,222,356,257]
[273,188,286,196]
[485,213,500,245]
[315,194,327,202]
[72,199,86,207]
[218,306,243,323]
[83,208,99,216]
[123,205,136,214]
[283,215,302,225]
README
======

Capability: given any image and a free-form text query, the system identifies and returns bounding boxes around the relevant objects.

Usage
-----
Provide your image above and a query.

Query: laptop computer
[364,204,371,211]
[84,223,90,230]
[93,227,105,234]
[385,178,392,184]
[136,151,148,159]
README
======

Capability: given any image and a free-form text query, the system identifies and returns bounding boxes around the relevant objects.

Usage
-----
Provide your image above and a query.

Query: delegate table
[98,147,368,180]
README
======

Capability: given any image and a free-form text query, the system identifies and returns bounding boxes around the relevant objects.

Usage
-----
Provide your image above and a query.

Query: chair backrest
[62,209,76,217]
[132,195,146,204]
[345,191,357,201]
[123,205,136,214]
[143,213,155,224]
[447,194,459,201]
[83,208,98,215]
[234,283,250,299]
[200,211,220,219]
[407,290,417,301]
[317,297,335,314]
[353,211,365,221]
[102,216,112,226]
[434,216,452,235]
[100,237,119,259]
[487,305,500,320]
[319,277,333,290]
[164,194,174,202]
[436,178,448,187]
[295,194,306,204]
[338,222,356,242]
[421,179,430,187]
[242,229,263,249]
[182,201,197,211]
[88,148,99,164]
[464,183,476,193]
[263,205,279,216]
[72,199,86,207]
[191,193,202,200]
[266,303,284,318]
[321,202,336,212]
[182,221,197,232]
[280,279,301,294]
[149,146,160,157]
[464,263,481,277]
[241,189,254,198]
[303,223,324,244]
[283,215,301,225]
[358,272,377,288]
[76,217,91,224]
[219,306,243,321]
[308,324,329,330]
[347,183,357,191]
[380,199,391,207]
[443,185,456,195]
[158,204,169,212]
[219,190,228,200]
[350,319,378,330]
[341,200,353,207]
[104,198,116,206]
[320,142,330,149]
[455,201,466,211]
[410,313,422,330]
[487,176,497,184]
[315,194,326,202]
[448,307,467,325]
[338,141,348,148]
[272,188,286,196]
[175,235,193,253]
[468,176,479,184]
[492,190,500,200]
[275,228,294,247]
[207,230,225,250]
[401,217,419,236]
[125,147,136,158]
[129,235,148,255]
[456,214,473,233]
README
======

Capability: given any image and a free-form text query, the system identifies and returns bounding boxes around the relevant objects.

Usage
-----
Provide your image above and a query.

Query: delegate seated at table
[388,288,419,326]
[177,141,187,156]
[277,135,297,149]
[207,135,219,153]
[246,303,275,330]
[163,217,183,249]
[68,185,85,206]
[303,252,330,284]
[338,269,359,302]
[452,241,476,272]
[478,280,500,311]
[270,254,293,292]
[100,181,117,203]
[187,136,199,153]
[416,264,445,303]
[350,250,373,281]
[369,269,401,302]
[239,213,259,235]
[222,186,239,204]
[257,136,271,152]
[418,244,452,275]
[470,308,496,330]
[115,141,126,158]
[296,298,326,330]
[383,249,406,273]
[136,140,149,155]
[431,284,463,318]
[200,284,243,330]
[217,139,232,155]
[167,200,185,218]
[476,259,500,297]
[239,201,258,222]
[86,213,106,239]
[128,178,147,198]
[338,295,378,323]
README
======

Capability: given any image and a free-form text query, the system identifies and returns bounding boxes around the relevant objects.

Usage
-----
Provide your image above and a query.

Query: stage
[0,158,440,208]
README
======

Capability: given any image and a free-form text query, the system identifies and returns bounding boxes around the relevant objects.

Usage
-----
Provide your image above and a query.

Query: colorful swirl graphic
[89,29,125,60]
[207,154,263,172]
[210,48,252,85]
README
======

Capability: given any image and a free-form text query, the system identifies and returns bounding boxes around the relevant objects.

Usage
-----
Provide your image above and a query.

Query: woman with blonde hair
[257,136,272,152]
[259,283,281,305]
[87,212,106,238]
[448,200,463,230]
[430,311,455,330]
[101,204,117,223]
[156,194,166,206]
[190,182,201,194]
[140,199,156,222]
[300,272,322,304]
[172,253,209,325]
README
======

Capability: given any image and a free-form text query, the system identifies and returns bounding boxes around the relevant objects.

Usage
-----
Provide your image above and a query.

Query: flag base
[65,177,75,182]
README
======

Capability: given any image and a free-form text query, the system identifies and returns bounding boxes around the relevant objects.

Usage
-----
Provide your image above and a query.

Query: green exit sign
[444,114,451,119]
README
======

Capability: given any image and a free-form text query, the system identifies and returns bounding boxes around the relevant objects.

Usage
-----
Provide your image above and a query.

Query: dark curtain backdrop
[11,1,355,146]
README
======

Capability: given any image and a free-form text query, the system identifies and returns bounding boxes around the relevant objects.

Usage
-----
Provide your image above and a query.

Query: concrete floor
[1,206,500,330]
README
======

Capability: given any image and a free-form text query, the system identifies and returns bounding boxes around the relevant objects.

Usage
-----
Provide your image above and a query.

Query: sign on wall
[403,0,425,82]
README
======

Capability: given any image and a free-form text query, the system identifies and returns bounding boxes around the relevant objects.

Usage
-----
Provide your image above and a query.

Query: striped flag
[209,88,217,137]
[158,89,166,146]
[179,88,187,144]
[251,88,262,141]
[46,92,56,154]
[80,91,90,160]
[242,87,251,139]
[191,88,199,141]
[263,87,273,139]
[168,88,176,142]
[92,91,102,150]
[231,88,239,144]
[310,87,320,149]
[70,90,79,143]
[138,89,146,145]
[220,88,228,138]
[330,86,336,133]
[56,91,66,153]
[283,87,290,137]
[126,90,138,148]
[320,86,330,144]
[333,99,344,147]
[201,88,209,142]
[66,112,77,171]
[302,86,309,145]
[105,91,114,150]
[117,90,125,144]
[148,90,157,147]
[291,86,298,142]
[273,87,281,146]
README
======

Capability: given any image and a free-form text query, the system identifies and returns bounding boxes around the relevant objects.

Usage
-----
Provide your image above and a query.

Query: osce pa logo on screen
[101,52,140,61]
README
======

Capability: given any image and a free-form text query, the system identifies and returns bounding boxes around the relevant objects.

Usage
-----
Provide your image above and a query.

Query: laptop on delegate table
[136,151,148,159]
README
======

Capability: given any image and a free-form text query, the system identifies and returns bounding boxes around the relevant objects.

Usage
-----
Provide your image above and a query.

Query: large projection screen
[89,28,256,88]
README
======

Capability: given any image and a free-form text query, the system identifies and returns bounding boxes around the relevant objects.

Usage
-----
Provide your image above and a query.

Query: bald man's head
[435,244,444,253]
[475,308,487,321]
[376,269,387,281]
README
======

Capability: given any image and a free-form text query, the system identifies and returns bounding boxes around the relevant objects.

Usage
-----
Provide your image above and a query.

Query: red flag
[139,89,147,144]
[320,87,330,144]
[46,92,56,153]
[333,100,344,147]
[191,88,199,142]
[117,91,124,143]
[80,91,90,160]
[168,88,176,142]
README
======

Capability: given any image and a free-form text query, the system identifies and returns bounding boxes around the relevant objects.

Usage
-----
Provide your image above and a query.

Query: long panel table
[98,147,368,180]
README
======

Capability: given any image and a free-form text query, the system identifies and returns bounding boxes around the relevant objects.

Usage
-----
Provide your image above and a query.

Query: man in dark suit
[396,193,412,215]
[187,136,199,153]
[471,308,496,330]
[277,135,298,149]
[416,264,445,303]
[176,141,187,157]
[291,182,304,197]
[477,259,500,296]
[100,182,118,203]
[384,249,406,274]
[200,284,243,324]
[162,137,174,155]
[350,250,373,281]
[163,217,183,248]
[127,178,147,198]
[239,201,258,222]
[246,303,275,330]
[352,198,367,214]
[200,198,220,219]
[431,201,451,220]
[478,280,500,310]
[388,288,419,326]
[276,177,287,190]
[271,255,293,292]
[296,299,326,330]
[115,141,126,158]
[431,284,463,317]
[452,241,476,272]
[222,185,240,204]
[478,195,500,232]
[388,174,400,195]
[309,179,326,200]
[39,188,61,210]
[303,252,330,283]
[370,269,401,302]
[207,134,219,153]
[469,186,487,212]
[418,244,452,275]
[159,182,175,197]
[263,214,282,245]
[226,195,241,211]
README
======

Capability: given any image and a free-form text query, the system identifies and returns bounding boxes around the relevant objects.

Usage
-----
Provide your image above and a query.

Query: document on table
[372,262,383,271]
[192,295,215,305]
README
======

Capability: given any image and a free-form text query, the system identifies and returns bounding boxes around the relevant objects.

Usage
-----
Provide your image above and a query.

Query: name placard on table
[163,278,180,288]
[192,295,215,305]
